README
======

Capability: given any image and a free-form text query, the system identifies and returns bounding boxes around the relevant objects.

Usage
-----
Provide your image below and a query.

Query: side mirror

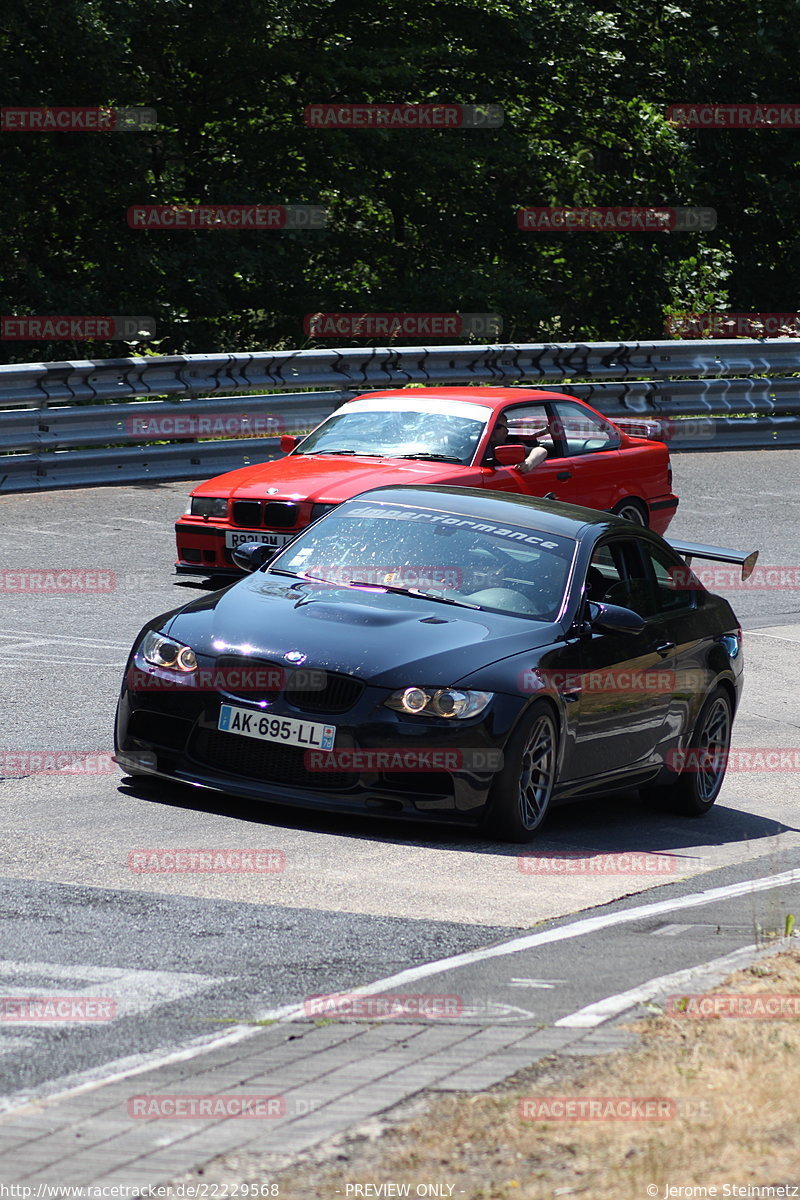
[232,542,278,573]
[588,601,645,634]
[280,434,299,453]
[494,443,527,467]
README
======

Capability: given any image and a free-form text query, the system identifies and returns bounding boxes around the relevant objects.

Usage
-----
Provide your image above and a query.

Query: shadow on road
[117,775,800,862]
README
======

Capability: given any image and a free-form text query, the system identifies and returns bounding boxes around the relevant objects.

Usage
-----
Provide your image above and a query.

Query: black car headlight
[384,687,493,719]
[190,496,228,518]
[141,630,198,673]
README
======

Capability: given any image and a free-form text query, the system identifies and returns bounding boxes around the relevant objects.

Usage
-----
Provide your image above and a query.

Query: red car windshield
[293,402,488,464]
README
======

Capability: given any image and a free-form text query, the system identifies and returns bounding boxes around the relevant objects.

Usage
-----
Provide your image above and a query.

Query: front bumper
[175,518,304,575]
[115,661,523,826]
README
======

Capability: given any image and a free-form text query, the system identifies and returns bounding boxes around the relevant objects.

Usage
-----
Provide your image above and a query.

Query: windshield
[293,399,490,464]
[268,501,576,621]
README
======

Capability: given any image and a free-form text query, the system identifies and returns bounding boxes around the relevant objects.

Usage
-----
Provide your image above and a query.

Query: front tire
[483,702,559,842]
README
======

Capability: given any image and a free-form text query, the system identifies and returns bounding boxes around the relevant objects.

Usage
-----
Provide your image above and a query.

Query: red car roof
[358,387,580,413]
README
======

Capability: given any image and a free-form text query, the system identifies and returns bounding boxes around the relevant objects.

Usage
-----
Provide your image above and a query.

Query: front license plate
[218,704,336,751]
[224,530,293,550]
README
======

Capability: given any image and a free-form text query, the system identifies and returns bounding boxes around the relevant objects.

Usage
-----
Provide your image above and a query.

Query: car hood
[193,454,484,503]
[162,573,559,685]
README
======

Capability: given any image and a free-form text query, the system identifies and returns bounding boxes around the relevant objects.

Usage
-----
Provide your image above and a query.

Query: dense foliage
[1,0,798,361]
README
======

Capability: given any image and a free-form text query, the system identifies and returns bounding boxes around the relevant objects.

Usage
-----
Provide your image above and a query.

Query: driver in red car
[484,415,548,474]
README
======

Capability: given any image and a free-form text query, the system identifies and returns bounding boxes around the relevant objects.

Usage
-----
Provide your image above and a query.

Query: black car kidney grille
[215,655,283,701]
[189,726,356,790]
[214,655,364,713]
[232,500,262,527]
[285,672,364,714]
[263,502,299,528]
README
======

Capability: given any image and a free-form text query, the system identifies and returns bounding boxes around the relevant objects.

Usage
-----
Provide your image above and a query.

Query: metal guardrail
[0,340,798,491]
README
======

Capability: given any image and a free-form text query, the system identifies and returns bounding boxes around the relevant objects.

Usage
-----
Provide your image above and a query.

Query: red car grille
[231,501,299,528]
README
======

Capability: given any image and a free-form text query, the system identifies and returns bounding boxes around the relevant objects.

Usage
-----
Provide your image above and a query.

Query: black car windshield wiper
[346,580,481,609]
[394,452,463,462]
[284,570,480,610]
[300,448,384,457]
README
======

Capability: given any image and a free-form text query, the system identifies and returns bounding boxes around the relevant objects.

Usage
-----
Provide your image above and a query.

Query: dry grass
[264,947,800,1198]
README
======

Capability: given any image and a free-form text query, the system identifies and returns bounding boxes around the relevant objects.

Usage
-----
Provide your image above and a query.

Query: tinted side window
[585,539,652,617]
[646,544,698,613]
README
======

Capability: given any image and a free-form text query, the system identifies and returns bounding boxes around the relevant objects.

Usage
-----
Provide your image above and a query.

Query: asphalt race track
[0,448,799,1119]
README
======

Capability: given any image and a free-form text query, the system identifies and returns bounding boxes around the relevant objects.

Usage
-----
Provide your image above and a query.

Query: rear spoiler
[667,539,759,582]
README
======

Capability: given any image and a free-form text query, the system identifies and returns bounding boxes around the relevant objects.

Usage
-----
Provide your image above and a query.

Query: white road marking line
[0,528,69,537]
[553,941,782,1028]
[0,657,127,667]
[746,631,800,644]
[508,979,564,988]
[0,960,221,1025]
[0,632,132,648]
[251,867,800,1021]
[1,867,798,1118]
[651,924,695,936]
[458,1001,538,1021]
[0,1035,34,1056]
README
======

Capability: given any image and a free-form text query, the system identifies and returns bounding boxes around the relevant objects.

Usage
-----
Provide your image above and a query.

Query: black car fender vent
[380,771,454,799]
[128,711,193,752]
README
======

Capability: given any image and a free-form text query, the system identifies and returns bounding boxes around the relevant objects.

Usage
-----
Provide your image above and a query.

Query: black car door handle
[656,641,676,657]
[556,471,572,481]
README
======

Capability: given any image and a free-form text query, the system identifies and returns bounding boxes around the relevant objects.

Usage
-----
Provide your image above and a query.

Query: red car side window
[551,401,620,456]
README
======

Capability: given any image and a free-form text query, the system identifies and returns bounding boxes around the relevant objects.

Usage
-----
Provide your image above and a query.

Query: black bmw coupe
[115,486,755,841]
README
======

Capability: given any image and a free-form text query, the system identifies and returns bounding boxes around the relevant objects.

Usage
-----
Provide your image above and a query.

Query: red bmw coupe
[175,387,678,576]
